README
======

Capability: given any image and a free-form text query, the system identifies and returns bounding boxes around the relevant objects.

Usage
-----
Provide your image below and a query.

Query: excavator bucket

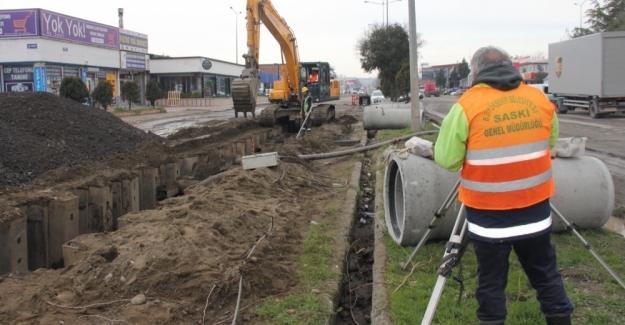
[232,68,260,118]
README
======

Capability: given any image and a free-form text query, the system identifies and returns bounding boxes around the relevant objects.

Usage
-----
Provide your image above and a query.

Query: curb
[113,110,166,117]
[372,152,393,324]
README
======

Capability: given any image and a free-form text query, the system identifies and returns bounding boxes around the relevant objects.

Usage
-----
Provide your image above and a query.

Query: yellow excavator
[232,0,341,127]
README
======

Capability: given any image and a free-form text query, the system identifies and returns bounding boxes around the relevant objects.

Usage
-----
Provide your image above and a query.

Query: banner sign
[34,65,48,92]
[120,28,148,53]
[121,51,149,70]
[0,9,39,38]
[40,9,119,49]
[81,68,87,83]
[3,66,34,92]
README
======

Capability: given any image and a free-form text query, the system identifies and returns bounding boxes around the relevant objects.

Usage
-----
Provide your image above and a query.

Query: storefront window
[46,65,62,95]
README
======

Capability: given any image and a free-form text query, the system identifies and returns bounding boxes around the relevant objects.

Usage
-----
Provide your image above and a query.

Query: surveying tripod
[405,179,625,325]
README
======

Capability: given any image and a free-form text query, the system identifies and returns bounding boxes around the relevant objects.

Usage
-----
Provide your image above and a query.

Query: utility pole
[408,0,421,130]
[230,7,241,64]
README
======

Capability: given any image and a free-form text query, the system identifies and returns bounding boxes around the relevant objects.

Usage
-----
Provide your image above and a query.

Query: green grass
[111,106,165,114]
[385,228,625,324]
[374,123,625,324]
[255,204,341,323]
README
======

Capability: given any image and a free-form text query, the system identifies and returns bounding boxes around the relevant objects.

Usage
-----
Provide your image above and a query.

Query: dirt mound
[0,92,161,187]
[0,162,337,324]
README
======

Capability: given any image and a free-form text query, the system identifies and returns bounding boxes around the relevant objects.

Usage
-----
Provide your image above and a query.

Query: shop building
[149,56,243,98]
[515,56,548,84]
[0,8,149,105]
[0,9,122,96]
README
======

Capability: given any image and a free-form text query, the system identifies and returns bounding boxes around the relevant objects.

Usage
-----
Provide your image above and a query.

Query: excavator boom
[232,0,300,118]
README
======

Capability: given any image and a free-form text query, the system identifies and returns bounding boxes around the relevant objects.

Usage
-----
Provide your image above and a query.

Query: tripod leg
[421,205,468,325]
[401,179,461,270]
[550,204,625,290]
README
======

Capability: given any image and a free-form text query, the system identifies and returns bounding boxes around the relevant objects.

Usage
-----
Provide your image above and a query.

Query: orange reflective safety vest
[457,84,555,210]
[308,73,318,83]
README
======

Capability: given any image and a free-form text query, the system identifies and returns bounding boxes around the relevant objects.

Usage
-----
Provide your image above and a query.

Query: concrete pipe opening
[384,153,615,247]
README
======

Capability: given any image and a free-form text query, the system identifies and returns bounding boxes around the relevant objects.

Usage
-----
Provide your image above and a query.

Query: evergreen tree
[91,81,113,109]
[145,79,162,108]
[121,81,140,109]
[357,23,425,101]
[59,77,89,103]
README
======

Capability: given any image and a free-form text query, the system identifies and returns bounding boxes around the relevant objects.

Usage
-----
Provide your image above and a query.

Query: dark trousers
[303,111,312,129]
[472,232,574,323]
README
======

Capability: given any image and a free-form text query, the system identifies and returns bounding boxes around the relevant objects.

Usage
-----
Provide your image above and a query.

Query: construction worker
[300,87,313,131]
[307,70,319,83]
[434,46,574,325]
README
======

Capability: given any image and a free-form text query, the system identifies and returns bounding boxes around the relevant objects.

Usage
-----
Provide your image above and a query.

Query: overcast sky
[5,0,586,78]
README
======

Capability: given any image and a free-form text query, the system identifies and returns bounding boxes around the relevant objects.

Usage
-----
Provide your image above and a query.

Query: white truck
[548,31,625,118]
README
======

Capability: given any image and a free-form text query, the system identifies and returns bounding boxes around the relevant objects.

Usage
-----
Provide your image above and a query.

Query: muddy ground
[0,92,370,325]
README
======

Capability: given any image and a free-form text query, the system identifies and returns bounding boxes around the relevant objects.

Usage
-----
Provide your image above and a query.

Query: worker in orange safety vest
[434,46,574,325]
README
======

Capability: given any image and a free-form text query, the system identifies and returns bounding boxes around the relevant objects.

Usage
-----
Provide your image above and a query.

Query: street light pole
[229,7,241,64]
[574,0,587,30]
[364,1,385,25]
[408,0,420,130]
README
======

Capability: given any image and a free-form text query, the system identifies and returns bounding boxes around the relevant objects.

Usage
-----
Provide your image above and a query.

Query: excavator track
[232,78,256,118]
[259,105,281,127]
[310,104,336,127]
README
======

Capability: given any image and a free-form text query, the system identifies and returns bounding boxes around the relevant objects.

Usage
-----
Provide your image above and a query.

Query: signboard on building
[63,66,79,77]
[34,65,47,92]
[3,66,34,92]
[40,9,119,49]
[106,72,117,96]
[121,51,149,71]
[0,9,39,38]
[119,28,148,53]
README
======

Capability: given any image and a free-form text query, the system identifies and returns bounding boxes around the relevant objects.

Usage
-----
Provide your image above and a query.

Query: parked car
[351,89,358,95]
[443,88,458,95]
[371,90,384,103]
[452,89,467,96]
[357,89,367,96]
[419,91,424,99]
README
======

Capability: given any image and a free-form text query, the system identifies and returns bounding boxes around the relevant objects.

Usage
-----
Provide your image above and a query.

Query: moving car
[371,90,384,103]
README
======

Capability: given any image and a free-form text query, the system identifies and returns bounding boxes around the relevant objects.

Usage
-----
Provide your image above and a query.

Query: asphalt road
[421,95,625,209]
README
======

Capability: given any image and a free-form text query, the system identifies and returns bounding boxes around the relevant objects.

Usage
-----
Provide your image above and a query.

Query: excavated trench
[335,140,376,324]
[0,92,374,324]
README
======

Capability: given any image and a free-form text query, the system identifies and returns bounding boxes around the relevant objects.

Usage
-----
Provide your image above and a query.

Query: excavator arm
[232,0,301,118]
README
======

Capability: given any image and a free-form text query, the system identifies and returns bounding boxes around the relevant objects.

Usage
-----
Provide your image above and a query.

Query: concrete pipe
[363,103,423,130]
[384,153,615,246]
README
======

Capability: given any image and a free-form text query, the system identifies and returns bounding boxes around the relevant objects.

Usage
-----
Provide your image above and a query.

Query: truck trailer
[548,31,625,118]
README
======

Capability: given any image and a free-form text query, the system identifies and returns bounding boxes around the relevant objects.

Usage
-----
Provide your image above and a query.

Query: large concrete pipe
[363,103,424,130]
[384,153,615,246]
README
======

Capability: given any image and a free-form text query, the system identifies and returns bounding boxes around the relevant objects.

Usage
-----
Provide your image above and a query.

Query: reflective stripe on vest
[468,215,552,239]
[466,140,550,166]
[457,84,555,210]
[461,168,552,193]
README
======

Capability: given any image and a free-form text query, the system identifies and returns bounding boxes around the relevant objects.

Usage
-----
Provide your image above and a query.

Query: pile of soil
[0,92,161,187]
[0,160,341,325]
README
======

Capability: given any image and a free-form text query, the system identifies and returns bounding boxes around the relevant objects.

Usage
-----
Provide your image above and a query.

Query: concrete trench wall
[0,129,281,275]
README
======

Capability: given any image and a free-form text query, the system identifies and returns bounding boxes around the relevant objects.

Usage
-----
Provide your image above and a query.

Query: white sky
[4,0,586,78]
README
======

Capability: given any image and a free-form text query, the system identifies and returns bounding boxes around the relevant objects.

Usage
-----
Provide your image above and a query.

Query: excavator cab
[300,62,338,103]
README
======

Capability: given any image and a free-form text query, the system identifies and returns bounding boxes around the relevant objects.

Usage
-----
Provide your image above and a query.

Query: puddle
[603,216,625,238]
